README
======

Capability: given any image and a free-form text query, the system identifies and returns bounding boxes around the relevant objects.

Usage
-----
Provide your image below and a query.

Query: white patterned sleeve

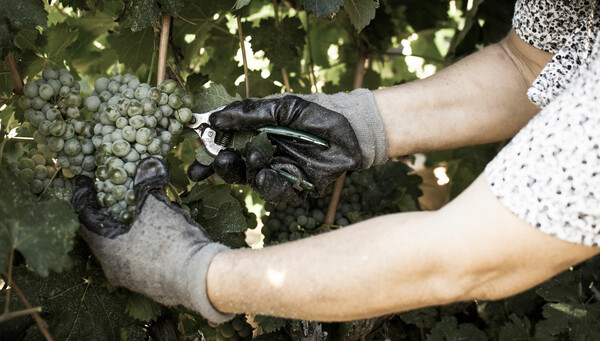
[513,0,589,53]
[484,49,600,246]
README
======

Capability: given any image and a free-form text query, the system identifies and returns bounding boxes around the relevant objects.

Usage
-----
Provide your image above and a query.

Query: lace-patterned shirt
[484,0,600,246]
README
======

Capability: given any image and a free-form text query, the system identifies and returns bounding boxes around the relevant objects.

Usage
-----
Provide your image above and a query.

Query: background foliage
[1,0,600,340]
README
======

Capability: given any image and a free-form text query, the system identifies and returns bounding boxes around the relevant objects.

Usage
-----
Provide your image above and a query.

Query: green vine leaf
[399,307,438,329]
[427,316,487,341]
[125,292,162,322]
[119,0,160,31]
[248,17,306,68]
[304,0,344,18]
[499,314,532,341]
[3,241,147,340]
[182,183,248,248]
[245,131,276,160]
[192,83,242,113]
[0,170,79,276]
[108,26,155,71]
[344,0,379,32]
[0,0,47,58]
[253,315,287,333]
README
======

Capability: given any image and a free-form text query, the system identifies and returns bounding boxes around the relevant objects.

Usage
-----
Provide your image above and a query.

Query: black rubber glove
[189,95,363,204]
[73,157,233,323]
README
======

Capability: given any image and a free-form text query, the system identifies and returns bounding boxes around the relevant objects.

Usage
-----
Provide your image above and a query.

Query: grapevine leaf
[125,292,162,322]
[231,130,254,151]
[167,152,190,192]
[344,0,379,32]
[195,145,215,166]
[119,0,160,31]
[6,241,147,340]
[65,2,122,37]
[399,307,438,329]
[254,315,288,333]
[0,170,79,276]
[498,314,531,341]
[157,0,184,16]
[234,0,252,10]
[0,0,47,32]
[304,0,344,18]
[182,183,248,247]
[536,270,581,304]
[192,84,242,113]
[0,21,13,59]
[108,26,155,71]
[185,72,209,99]
[245,131,276,160]
[426,316,487,341]
[248,17,306,68]
[535,301,600,338]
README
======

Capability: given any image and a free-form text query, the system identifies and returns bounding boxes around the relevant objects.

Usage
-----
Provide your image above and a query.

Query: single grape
[95,77,110,92]
[38,84,54,100]
[135,128,153,146]
[64,138,82,156]
[109,167,127,185]
[23,82,39,98]
[42,68,59,80]
[59,73,74,87]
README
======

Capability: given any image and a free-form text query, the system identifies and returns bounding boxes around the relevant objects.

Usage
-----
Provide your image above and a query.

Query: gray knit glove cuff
[77,194,234,324]
[270,89,388,169]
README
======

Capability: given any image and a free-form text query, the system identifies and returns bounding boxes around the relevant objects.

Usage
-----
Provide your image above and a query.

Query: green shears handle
[257,126,328,191]
[257,126,329,148]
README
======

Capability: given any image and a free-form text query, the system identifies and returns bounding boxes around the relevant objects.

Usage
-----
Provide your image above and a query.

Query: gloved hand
[72,157,233,324]
[188,89,388,204]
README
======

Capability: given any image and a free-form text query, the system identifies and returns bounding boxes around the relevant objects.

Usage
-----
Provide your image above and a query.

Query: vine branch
[6,53,24,96]
[2,271,54,341]
[237,16,251,98]
[157,13,172,85]
[325,46,367,225]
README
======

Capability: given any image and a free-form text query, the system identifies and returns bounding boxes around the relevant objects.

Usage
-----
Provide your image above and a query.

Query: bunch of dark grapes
[261,172,363,244]
[87,76,192,223]
[209,316,253,341]
[11,67,94,198]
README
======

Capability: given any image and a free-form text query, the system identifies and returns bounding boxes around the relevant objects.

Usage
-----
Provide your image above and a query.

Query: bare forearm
[206,177,599,322]
[207,211,460,321]
[375,30,552,157]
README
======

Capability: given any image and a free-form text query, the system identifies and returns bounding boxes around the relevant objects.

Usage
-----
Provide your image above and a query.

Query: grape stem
[6,53,24,96]
[324,46,368,225]
[2,270,54,341]
[157,13,172,85]
[237,16,251,98]
[0,307,43,322]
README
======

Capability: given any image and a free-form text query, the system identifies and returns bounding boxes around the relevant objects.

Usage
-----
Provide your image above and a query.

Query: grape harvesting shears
[187,105,329,191]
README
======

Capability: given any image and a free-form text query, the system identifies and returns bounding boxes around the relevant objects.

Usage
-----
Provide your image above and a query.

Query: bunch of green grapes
[209,316,253,341]
[87,76,192,223]
[12,67,95,197]
[9,145,73,196]
[261,173,363,244]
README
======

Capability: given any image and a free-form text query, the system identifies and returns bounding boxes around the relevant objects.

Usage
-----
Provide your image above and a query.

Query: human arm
[375,29,552,157]
[206,175,599,321]
[199,30,552,203]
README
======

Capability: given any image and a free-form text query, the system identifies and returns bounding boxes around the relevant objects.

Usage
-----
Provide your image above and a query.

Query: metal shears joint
[187,106,227,157]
